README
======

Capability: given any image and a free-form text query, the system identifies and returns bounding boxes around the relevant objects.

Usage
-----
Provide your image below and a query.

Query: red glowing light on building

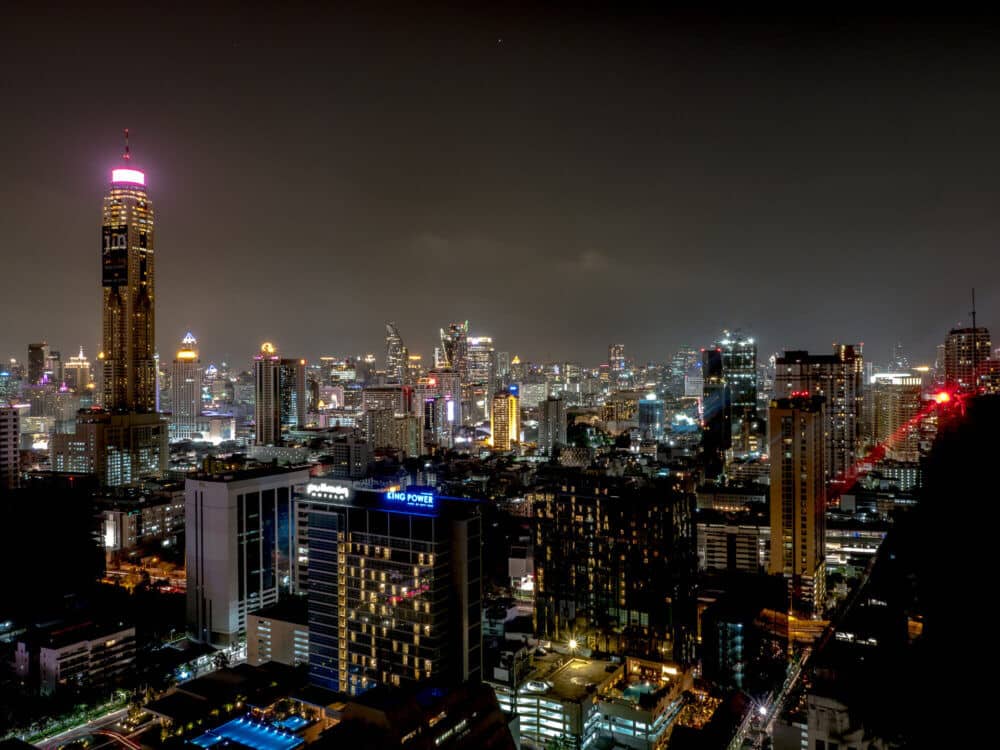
[933,391,952,404]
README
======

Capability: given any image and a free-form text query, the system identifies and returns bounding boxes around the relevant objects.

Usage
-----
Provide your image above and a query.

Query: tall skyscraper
[54,142,168,486]
[638,393,665,441]
[467,336,496,423]
[718,330,758,450]
[490,388,520,451]
[701,348,731,478]
[868,373,922,462]
[101,152,156,412]
[45,350,63,384]
[254,343,306,446]
[768,395,826,613]
[537,395,567,456]
[170,332,202,440]
[774,345,864,484]
[608,343,626,374]
[668,346,699,398]
[27,342,48,385]
[63,347,92,393]
[944,326,991,392]
[440,321,469,375]
[0,406,19,492]
[608,343,629,389]
[297,483,482,694]
[385,322,407,383]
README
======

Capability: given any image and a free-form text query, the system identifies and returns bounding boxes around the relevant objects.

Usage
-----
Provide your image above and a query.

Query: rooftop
[249,597,308,627]
[188,464,311,483]
[522,655,619,704]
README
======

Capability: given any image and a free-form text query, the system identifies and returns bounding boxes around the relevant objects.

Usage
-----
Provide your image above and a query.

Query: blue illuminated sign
[385,489,436,510]
[508,384,519,397]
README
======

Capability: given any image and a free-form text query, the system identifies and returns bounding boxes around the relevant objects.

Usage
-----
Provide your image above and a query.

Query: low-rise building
[15,620,135,695]
[491,653,690,750]
[247,597,310,667]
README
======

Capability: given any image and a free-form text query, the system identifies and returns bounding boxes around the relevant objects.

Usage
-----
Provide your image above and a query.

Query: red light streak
[828,392,964,503]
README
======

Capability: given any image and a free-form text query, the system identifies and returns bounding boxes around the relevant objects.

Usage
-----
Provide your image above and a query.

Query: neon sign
[307,482,352,500]
[385,489,436,509]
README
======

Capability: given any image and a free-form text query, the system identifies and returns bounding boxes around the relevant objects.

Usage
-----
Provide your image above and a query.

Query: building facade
[944,326,991,391]
[701,348,731,478]
[296,482,482,695]
[868,372,922,461]
[385,322,407,383]
[185,465,310,646]
[101,164,156,412]
[531,469,697,663]
[768,395,826,613]
[170,332,202,440]
[774,345,863,484]
[254,343,306,446]
[16,621,136,696]
[51,409,168,486]
[246,598,310,667]
[537,396,568,456]
[0,405,18,491]
[490,388,520,451]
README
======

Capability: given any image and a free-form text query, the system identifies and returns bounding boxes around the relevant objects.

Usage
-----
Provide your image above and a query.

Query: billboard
[102,225,128,287]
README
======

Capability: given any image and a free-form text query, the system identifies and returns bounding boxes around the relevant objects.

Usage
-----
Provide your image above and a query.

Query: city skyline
[2,8,998,365]
[1,9,991,747]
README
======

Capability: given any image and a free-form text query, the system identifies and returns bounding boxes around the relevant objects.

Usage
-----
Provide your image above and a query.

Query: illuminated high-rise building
[170,332,202,440]
[944,326,991,392]
[868,373,922,462]
[718,330,758,451]
[467,336,496,423]
[63,347,92,393]
[638,393,665,441]
[45,350,63,384]
[100,146,156,412]
[385,321,407,383]
[254,343,306,446]
[440,321,469,378]
[406,354,425,383]
[668,346,699,398]
[608,343,626,373]
[54,138,168,486]
[775,345,864,484]
[490,388,520,451]
[297,483,482,694]
[768,395,826,613]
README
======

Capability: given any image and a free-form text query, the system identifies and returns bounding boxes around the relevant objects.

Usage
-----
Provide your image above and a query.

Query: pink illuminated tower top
[111,128,145,185]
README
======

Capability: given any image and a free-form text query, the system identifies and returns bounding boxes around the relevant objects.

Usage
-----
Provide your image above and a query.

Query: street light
[568,638,578,651]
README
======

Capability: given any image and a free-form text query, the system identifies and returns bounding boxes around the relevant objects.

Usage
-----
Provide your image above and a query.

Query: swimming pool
[623,682,657,700]
[191,717,304,750]
[272,715,309,732]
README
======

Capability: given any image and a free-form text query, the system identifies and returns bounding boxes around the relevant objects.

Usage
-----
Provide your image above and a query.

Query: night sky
[1,6,998,368]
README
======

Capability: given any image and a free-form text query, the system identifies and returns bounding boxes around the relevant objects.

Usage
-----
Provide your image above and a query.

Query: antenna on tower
[122,128,131,161]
